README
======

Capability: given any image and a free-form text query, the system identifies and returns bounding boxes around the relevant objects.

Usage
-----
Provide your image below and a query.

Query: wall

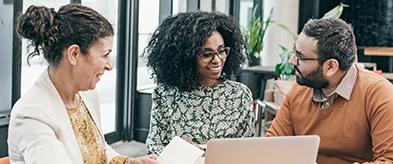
[342,0,393,72]
[297,0,393,72]
[261,0,299,66]
[342,0,393,47]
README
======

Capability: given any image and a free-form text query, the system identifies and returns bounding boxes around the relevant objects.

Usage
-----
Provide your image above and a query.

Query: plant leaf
[322,3,349,19]
[277,45,294,75]
[275,63,282,74]
[278,44,288,52]
[260,8,274,43]
[251,5,259,21]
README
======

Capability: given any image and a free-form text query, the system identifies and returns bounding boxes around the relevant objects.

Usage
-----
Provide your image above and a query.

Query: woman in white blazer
[8,4,157,164]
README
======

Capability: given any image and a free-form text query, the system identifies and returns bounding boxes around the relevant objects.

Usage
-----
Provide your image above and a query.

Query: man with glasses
[266,18,393,163]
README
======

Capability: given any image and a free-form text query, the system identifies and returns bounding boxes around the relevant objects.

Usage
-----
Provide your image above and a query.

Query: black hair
[145,11,246,91]
[17,3,114,66]
[302,18,357,70]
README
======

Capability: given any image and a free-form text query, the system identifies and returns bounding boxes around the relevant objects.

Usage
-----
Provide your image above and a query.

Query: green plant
[245,6,273,60]
[322,3,349,19]
[274,3,349,79]
[275,45,295,80]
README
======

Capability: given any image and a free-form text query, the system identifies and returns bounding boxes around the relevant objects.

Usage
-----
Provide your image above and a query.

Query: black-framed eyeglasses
[198,47,230,63]
[291,50,326,65]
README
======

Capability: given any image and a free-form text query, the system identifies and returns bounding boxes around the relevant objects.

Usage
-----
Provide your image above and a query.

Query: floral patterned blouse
[66,95,128,164]
[146,80,255,154]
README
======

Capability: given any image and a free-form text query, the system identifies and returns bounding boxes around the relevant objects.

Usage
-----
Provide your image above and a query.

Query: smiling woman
[145,11,255,154]
[8,3,157,164]
[196,31,230,87]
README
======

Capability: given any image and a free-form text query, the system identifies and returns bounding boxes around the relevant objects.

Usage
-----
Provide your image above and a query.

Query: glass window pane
[137,0,159,90]
[21,1,69,95]
[239,0,254,29]
[200,0,213,12]
[83,0,119,134]
[215,0,230,14]
[172,0,187,15]
[0,2,13,113]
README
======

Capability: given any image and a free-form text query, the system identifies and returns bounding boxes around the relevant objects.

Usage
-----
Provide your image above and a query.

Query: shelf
[364,47,393,56]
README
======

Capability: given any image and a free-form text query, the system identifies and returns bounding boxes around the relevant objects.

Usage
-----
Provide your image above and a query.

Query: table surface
[242,66,276,74]
[382,73,393,81]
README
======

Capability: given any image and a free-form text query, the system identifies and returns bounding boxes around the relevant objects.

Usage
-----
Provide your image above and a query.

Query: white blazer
[8,69,120,164]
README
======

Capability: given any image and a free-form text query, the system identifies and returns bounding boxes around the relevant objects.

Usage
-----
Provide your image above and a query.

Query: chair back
[253,99,265,136]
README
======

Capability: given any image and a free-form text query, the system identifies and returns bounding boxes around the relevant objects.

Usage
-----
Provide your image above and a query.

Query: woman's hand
[127,154,158,164]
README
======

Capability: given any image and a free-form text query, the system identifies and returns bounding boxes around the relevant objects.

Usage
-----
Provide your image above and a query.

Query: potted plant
[245,6,273,66]
[275,45,295,80]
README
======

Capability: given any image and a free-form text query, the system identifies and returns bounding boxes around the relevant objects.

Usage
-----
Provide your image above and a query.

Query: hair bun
[17,5,58,46]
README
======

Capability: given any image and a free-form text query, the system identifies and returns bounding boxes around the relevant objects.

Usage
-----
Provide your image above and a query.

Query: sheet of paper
[158,136,205,164]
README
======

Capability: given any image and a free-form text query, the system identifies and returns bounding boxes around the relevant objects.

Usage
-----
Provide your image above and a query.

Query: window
[172,0,187,15]
[137,0,159,91]
[200,0,230,14]
[82,0,119,134]
[21,1,68,95]
[200,0,213,11]
[215,0,230,14]
[239,0,254,29]
[0,0,13,114]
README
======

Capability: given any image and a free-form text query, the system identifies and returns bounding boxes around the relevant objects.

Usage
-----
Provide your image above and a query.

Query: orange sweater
[266,68,393,164]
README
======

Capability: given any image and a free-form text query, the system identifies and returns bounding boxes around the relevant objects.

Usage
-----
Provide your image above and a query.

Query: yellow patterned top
[66,94,128,164]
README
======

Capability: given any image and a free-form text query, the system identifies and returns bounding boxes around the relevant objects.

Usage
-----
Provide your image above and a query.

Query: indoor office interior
[1,0,393,159]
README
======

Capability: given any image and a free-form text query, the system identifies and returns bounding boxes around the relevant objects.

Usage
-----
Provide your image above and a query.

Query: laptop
[204,135,320,164]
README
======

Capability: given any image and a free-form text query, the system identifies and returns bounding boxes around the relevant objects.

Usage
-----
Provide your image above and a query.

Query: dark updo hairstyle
[145,11,246,91]
[17,3,114,66]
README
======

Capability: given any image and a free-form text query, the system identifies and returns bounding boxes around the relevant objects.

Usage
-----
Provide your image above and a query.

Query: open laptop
[204,135,320,164]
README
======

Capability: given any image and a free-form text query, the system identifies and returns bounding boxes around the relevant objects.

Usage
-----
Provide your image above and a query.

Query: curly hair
[17,4,114,66]
[145,11,246,91]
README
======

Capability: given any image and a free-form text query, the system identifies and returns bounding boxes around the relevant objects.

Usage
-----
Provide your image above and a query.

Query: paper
[158,136,205,164]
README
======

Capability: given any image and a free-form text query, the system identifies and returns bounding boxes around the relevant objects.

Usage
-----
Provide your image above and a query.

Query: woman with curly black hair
[145,11,255,154]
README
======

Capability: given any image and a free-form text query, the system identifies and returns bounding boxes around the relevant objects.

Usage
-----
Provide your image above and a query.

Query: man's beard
[294,65,329,89]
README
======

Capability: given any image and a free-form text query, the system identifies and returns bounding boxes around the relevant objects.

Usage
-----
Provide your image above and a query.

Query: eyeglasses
[291,50,326,65]
[198,47,230,63]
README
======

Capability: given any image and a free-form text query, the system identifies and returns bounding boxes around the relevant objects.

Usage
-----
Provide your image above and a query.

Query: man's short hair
[302,18,357,71]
